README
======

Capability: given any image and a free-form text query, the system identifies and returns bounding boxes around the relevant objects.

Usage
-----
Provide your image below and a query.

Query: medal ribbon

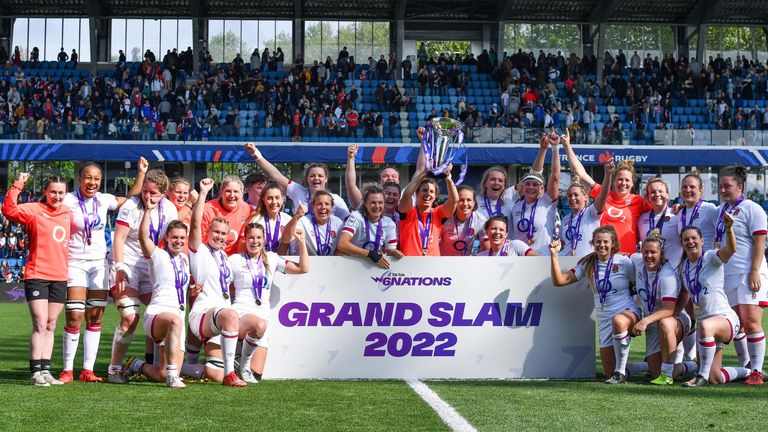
[518,199,538,242]
[685,256,705,305]
[365,217,384,252]
[311,214,332,256]
[207,245,230,297]
[417,210,433,254]
[245,252,267,301]
[647,206,668,236]
[594,255,615,308]
[149,200,164,245]
[264,213,281,252]
[680,199,702,228]
[167,249,188,309]
[643,266,660,313]
[483,196,501,218]
[568,209,585,254]
[715,195,744,243]
[76,190,99,242]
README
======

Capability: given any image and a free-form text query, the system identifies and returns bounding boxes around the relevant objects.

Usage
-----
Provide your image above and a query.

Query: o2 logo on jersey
[607,207,626,223]
[52,225,68,246]
[228,229,239,245]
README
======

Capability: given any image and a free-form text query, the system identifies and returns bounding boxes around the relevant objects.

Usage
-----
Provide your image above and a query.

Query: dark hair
[312,190,333,206]
[577,225,619,290]
[681,171,703,190]
[719,165,747,189]
[78,163,103,178]
[641,228,666,267]
[457,185,478,211]
[245,172,267,187]
[252,181,284,220]
[242,222,271,274]
[359,183,384,219]
[166,220,188,234]
[484,215,509,231]
[303,163,329,187]
[382,181,401,193]
[42,176,67,204]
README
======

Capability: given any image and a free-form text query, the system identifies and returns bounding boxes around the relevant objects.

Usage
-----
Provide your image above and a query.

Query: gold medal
[179,304,185,311]
[570,250,576,256]
[714,242,721,249]
[422,250,428,256]
[694,303,700,309]
[223,293,229,300]
[255,298,262,306]
[527,238,535,245]
[600,304,605,311]
[86,238,92,245]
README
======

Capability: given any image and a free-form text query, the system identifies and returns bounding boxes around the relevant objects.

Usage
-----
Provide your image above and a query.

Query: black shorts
[25,279,67,303]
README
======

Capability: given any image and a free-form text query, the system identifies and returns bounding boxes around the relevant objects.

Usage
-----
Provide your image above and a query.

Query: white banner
[264,256,595,379]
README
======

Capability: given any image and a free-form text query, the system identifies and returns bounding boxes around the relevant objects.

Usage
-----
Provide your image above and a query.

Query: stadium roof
[2,0,768,26]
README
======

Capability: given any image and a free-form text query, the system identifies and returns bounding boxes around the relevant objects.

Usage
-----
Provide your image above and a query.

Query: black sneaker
[684,375,709,387]
[604,372,627,384]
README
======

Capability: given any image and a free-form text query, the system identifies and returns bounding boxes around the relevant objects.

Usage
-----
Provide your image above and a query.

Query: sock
[41,359,51,372]
[698,336,717,379]
[661,362,674,377]
[240,335,260,372]
[165,364,178,380]
[62,326,80,371]
[131,359,146,374]
[185,341,201,364]
[221,330,239,375]
[29,359,42,374]
[612,331,631,374]
[733,332,749,368]
[680,360,698,378]
[108,363,122,373]
[82,325,101,371]
[683,327,698,361]
[720,366,750,383]
[625,361,648,378]
[180,363,205,379]
[746,332,766,372]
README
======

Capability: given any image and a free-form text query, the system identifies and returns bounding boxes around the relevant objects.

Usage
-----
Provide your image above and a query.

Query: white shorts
[644,312,693,356]
[724,272,768,308]
[110,259,152,295]
[144,312,187,350]
[68,258,108,290]
[232,302,270,321]
[597,307,641,348]
[188,307,235,342]
[699,310,741,343]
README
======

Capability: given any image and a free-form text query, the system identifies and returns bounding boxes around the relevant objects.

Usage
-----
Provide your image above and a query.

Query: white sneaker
[167,376,186,388]
[41,370,64,385]
[107,370,127,384]
[240,369,259,384]
[31,372,50,387]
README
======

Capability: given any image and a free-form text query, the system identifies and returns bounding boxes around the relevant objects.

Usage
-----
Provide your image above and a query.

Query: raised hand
[293,227,305,243]
[17,172,30,183]
[137,156,149,174]
[549,239,562,255]
[347,143,358,159]
[199,178,214,193]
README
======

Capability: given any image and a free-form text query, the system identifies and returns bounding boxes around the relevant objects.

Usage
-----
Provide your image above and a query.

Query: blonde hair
[644,177,670,197]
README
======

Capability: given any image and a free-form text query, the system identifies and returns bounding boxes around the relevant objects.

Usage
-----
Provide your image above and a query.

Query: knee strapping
[116,297,140,318]
[205,357,224,370]
[65,300,86,312]
[113,325,135,346]
[86,298,108,309]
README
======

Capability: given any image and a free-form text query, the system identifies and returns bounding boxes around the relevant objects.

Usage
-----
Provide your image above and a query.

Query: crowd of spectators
[0,42,767,144]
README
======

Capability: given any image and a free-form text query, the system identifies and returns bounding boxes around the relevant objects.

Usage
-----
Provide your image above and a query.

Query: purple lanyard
[685,256,704,304]
[494,240,509,256]
[715,195,745,243]
[305,188,314,216]
[483,196,501,218]
[517,199,538,242]
[149,200,164,245]
[454,212,474,240]
[311,215,332,256]
[166,250,188,310]
[417,210,433,255]
[264,213,281,252]
[643,266,660,313]
[680,199,702,228]
[76,190,99,242]
[364,217,384,251]
[594,255,615,307]
[245,252,267,301]
[568,209,585,253]
[207,245,230,298]
[647,206,667,236]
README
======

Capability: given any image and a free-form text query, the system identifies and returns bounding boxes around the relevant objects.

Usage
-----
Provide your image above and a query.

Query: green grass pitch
[0,303,766,431]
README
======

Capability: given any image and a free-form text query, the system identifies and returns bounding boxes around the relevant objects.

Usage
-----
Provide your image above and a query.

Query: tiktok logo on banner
[371,270,453,291]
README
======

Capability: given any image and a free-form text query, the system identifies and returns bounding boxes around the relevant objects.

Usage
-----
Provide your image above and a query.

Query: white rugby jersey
[571,254,637,320]
[477,239,531,256]
[559,205,600,258]
[637,207,682,267]
[190,244,233,313]
[111,196,178,265]
[630,254,680,316]
[506,196,558,255]
[146,247,189,316]
[716,199,768,276]
[477,186,517,219]
[230,251,286,316]
[65,191,118,261]
[286,181,350,220]
[290,214,344,256]
[248,211,292,252]
[679,250,732,321]
[678,200,718,251]
[341,211,398,253]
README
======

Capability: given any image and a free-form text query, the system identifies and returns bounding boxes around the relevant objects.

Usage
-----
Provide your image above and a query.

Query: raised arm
[1,172,33,225]
[416,127,426,173]
[117,157,149,208]
[278,204,306,255]
[138,199,158,258]
[546,136,561,202]
[442,164,459,216]
[284,227,309,274]
[189,178,214,250]
[562,132,596,187]
[244,142,290,190]
[398,168,426,214]
[549,240,579,286]
[531,133,549,175]
[594,159,614,214]
[717,212,737,263]
[345,144,363,209]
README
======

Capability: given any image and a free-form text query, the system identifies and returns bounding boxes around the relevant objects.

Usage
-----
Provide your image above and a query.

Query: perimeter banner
[265,256,595,379]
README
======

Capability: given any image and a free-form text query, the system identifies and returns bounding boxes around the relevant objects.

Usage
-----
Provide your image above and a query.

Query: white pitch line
[406,379,477,432]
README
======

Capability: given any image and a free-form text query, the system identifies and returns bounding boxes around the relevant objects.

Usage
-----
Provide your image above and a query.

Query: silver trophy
[421,117,467,184]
